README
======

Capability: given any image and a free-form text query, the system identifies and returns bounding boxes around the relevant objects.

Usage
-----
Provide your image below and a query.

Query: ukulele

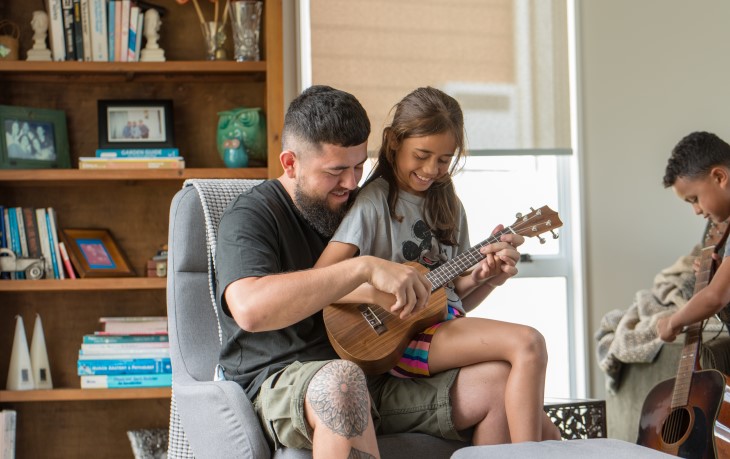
[637,225,730,459]
[323,205,562,375]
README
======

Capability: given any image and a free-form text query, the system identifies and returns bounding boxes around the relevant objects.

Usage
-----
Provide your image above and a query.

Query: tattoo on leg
[308,361,369,438]
[348,448,375,459]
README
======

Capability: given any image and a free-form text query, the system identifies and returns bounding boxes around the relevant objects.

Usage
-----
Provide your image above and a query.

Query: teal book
[95,148,180,158]
[82,334,169,344]
[80,373,172,388]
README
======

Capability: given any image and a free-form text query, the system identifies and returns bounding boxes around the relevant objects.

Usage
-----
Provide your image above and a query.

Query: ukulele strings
[365,212,549,324]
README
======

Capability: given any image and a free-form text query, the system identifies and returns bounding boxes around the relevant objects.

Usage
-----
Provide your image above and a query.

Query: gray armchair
[166,179,468,459]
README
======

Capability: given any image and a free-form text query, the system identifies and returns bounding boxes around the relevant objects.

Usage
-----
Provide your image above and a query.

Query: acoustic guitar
[637,225,730,459]
[323,205,562,375]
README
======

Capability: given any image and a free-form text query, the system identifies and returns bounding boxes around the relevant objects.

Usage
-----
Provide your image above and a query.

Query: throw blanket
[595,247,724,393]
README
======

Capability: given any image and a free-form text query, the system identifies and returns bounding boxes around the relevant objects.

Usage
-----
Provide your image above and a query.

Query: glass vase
[201,21,226,60]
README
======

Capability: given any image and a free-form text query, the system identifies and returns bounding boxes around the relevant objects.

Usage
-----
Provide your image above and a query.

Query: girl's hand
[471,225,522,287]
[656,315,681,342]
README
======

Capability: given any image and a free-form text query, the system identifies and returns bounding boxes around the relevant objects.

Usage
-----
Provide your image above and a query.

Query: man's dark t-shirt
[215,180,339,399]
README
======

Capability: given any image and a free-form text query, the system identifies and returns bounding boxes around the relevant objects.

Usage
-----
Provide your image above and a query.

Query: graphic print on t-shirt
[401,219,447,270]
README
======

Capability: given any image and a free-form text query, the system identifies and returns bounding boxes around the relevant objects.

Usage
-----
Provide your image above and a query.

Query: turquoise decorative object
[216,107,266,166]
[222,138,249,168]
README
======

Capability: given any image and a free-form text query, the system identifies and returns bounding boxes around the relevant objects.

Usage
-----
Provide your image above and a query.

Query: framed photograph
[0,105,71,169]
[60,228,135,278]
[98,99,174,149]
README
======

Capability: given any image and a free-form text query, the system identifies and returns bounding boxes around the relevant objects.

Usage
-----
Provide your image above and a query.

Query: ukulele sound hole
[661,407,691,444]
[358,304,387,335]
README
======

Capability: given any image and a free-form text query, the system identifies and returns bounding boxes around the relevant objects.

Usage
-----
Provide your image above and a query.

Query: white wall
[578,0,730,397]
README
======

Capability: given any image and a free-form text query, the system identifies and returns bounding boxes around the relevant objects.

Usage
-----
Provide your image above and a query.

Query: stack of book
[77,316,171,389]
[0,206,74,280]
[46,0,147,62]
[78,148,183,170]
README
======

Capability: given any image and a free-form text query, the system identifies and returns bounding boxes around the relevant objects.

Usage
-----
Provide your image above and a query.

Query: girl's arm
[657,254,730,341]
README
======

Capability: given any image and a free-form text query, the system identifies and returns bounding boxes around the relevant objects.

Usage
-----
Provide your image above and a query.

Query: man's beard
[294,184,348,237]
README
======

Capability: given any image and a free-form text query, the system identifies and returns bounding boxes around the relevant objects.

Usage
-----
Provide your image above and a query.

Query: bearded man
[215,85,513,459]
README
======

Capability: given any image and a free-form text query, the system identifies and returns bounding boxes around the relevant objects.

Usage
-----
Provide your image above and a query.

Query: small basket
[0,20,20,61]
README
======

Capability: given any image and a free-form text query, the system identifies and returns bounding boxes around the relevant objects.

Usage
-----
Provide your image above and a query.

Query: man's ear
[280,150,297,178]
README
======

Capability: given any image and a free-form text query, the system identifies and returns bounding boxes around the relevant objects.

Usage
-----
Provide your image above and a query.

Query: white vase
[30,314,53,389]
[6,315,35,391]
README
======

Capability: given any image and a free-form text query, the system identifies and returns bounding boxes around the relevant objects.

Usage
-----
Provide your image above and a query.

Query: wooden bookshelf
[0,278,166,292]
[0,0,283,457]
[0,388,171,402]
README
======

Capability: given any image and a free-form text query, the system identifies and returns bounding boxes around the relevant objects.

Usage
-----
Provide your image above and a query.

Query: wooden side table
[543,398,607,440]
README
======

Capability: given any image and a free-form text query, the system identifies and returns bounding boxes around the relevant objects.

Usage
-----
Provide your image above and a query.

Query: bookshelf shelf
[0,168,268,185]
[0,387,171,402]
[0,277,166,292]
[0,61,267,74]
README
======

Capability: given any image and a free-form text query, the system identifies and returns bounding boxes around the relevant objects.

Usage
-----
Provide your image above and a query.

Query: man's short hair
[664,131,730,187]
[282,85,370,153]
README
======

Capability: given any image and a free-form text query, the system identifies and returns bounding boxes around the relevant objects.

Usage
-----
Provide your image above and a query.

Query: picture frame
[60,228,135,278]
[0,105,71,169]
[97,99,174,149]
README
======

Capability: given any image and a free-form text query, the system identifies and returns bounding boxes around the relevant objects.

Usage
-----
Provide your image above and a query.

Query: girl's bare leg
[429,317,557,442]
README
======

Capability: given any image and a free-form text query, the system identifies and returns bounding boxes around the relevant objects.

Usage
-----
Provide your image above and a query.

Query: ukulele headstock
[511,205,563,243]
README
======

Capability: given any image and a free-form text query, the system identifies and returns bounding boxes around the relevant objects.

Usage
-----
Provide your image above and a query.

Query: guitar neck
[425,228,513,291]
[671,244,720,408]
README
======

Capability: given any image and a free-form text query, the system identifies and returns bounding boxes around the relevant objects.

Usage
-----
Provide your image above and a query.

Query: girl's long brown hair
[363,87,466,245]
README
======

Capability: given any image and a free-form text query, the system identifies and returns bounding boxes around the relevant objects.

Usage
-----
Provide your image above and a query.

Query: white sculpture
[26,10,52,61]
[140,8,165,62]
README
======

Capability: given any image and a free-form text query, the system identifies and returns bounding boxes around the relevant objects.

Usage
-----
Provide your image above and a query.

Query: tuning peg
[515,212,523,219]
[538,235,546,244]
[551,230,559,239]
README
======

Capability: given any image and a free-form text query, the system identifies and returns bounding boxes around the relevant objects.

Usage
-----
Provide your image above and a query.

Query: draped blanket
[594,249,724,393]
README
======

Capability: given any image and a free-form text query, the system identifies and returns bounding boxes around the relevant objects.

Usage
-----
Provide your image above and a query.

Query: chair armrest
[173,375,270,459]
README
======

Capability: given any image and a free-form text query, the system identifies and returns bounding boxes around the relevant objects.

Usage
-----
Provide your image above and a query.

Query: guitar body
[324,262,447,375]
[637,369,730,458]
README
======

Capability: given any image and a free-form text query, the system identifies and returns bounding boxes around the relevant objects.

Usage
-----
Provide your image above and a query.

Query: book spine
[89,0,108,61]
[0,206,7,280]
[80,373,172,388]
[114,0,122,61]
[82,334,169,344]
[8,208,24,279]
[14,208,28,258]
[78,158,185,170]
[77,358,172,375]
[48,0,67,61]
[81,341,169,351]
[22,207,41,260]
[62,0,76,61]
[1,410,17,459]
[95,148,180,158]
[107,0,116,61]
[3,208,15,279]
[80,0,92,61]
[127,6,139,62]
[35,209,54,280]
[44,210,60,279]
[58,241,77,279]
[79,345,170,355]
[119,0,130,62]
[73,0,85,61]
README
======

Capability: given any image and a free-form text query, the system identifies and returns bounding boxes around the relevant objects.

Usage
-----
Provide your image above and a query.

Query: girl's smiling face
[394,132,456,196]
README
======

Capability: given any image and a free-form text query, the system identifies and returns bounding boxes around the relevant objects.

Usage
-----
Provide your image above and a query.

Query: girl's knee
[515,326,548,366]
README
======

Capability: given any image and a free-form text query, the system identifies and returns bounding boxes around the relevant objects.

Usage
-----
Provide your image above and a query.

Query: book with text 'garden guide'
[95,148,180,158]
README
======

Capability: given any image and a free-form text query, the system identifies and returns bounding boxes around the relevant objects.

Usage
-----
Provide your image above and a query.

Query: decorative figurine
[26,10,52,61]
[140,8,165,62]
